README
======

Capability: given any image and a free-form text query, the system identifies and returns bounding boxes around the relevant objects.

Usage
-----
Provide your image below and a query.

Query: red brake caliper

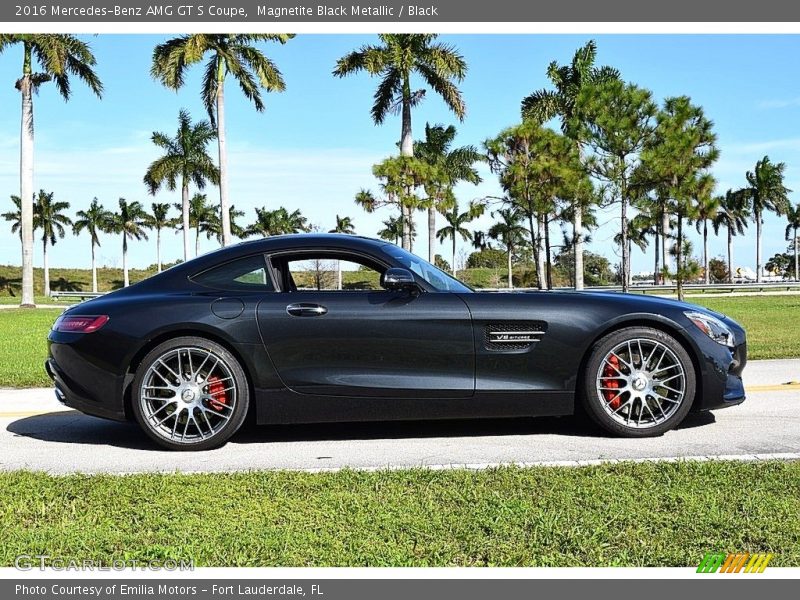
[602,355,622,409]
[207,376,228,411]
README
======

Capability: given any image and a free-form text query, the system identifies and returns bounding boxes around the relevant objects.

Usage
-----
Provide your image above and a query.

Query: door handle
[286,303,328,317]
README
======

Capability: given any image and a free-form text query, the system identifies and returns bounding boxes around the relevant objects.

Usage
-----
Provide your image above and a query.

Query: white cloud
[758,97,800,110]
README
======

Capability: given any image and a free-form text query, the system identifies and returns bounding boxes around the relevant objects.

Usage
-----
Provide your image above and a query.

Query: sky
[1,34,800,274]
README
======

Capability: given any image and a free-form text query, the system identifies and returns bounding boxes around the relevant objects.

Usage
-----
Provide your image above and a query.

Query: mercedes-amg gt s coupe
[46,234,747,450]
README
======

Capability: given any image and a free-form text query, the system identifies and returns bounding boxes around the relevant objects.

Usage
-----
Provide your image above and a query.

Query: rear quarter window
[192,255,274,291]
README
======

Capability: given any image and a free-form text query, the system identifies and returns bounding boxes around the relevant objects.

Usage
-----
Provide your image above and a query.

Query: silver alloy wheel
[595,338,686,429]
[139,346,237,444]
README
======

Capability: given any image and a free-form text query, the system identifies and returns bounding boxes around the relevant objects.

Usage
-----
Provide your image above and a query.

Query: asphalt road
[1,359,798,474]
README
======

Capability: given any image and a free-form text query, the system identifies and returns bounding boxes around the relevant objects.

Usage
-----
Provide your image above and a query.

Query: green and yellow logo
[697,552,773,573]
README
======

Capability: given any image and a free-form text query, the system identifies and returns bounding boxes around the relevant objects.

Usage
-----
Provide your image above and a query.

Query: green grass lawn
[0,461,797,567]
[0,308,60,388]
[0,295,798,389]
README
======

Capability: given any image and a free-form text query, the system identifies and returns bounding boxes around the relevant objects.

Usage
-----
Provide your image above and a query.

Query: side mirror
[381,267,418,292]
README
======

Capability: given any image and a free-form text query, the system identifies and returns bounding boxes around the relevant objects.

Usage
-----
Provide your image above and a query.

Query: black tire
[131,336,250,451]
[581,327,696,437]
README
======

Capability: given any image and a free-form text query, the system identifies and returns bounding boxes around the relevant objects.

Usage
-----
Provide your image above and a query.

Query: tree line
[1,191,346,295]
[2,34,799,304]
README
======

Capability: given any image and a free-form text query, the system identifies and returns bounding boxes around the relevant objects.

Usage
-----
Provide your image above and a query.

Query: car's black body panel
[46,234,747,427]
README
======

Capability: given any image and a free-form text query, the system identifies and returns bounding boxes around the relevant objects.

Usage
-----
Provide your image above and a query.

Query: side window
[286,257,383,291]
[193,255,274,291]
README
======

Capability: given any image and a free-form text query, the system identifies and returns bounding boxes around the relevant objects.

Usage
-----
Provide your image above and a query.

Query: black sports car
[46,234,747,450]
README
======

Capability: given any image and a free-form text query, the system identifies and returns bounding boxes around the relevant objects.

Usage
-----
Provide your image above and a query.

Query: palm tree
[785,203,800,281]
[246,207,309,237]
[146,202,172,272]
[436,201,484,276]
[488,208,527,289]
[521,39,618,291]
[471,230,490,251]
[0,35,102,307]
[2,195,22,239]
[246,207,283,238]
[694,194,721,285]
[414,123,482,262]
[712,190,749,284]
[73,198,112,292]
[739,156,791,282]
[377,215,413,245]
[203,205,246,245]
[143,109,219,261]
[334,35,467,250]
[33,190,72,297]
[108,198,149,287]
[328,214,356,290]
[330,214,355,236]
[174,193,215,257]
[152,35,293,247]
[614,214,655,288]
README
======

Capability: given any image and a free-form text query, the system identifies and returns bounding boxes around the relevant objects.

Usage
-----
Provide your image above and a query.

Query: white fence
[481,282,800,294]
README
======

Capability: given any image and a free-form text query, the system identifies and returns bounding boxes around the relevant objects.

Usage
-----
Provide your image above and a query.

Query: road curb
[18,452,800,476]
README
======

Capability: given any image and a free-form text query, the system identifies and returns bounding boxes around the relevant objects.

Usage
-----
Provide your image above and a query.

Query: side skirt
[254,389,574,425]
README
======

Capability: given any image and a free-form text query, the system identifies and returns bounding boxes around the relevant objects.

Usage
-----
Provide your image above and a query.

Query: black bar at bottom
[3,579,795,600]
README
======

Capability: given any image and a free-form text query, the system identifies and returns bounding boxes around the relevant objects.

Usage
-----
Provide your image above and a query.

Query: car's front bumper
[688,324,747,412]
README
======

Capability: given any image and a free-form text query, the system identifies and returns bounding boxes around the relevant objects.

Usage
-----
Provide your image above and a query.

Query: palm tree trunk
[19,44,35,308]
[42,239,49,297]
[156,228,162,273]
[181,181,190,262]
[727,227,734,284]
[399,77,414,252]
[123,233,129,287]
[621,199,630,293]
[676,214,684,301]
[217,63,231,247]
[400,78,413,157]
[703,220,710,285]
[507,246,513,289]
[195,227,200,257]
[628,239,633,288]
[755,208,762,283]
[427,207,436,263]
[661,209,671,283]
[337,260,342,290]
[573,142,585,290]
[573,207,583,290]
[452,236,457,276]
[653,222,661,285]
[401,205,411,251]
[536,215,546,290]
[526,212,539,289]
[91,241,98,293]
[544,213,553,290]
[794,226,799,281]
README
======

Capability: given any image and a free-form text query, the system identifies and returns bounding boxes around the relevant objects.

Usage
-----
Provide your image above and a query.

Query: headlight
[684,311,735,348]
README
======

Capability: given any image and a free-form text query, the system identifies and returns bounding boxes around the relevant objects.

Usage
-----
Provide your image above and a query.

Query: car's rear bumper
[45,354,127,422]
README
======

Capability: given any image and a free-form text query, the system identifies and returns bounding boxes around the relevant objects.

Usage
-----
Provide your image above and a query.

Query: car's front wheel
[581,327,696,437]
[131,336,249,451]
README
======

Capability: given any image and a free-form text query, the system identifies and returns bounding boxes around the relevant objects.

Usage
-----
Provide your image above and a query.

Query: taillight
[52,315,109,333]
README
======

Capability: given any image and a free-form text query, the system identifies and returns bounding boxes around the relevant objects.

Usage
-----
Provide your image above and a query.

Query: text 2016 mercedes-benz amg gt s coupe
[46,234,747,450]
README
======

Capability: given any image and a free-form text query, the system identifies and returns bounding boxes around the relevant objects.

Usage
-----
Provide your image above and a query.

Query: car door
[255,252,474,398]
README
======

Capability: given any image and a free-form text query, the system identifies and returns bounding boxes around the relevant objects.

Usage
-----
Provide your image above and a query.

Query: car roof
[147,234,394,286]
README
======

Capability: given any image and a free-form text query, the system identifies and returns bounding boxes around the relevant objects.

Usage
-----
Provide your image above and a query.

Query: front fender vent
[484,321,547,351]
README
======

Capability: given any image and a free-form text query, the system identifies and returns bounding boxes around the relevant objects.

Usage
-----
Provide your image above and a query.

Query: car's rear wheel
[581,327,696,437]
[131,336,249,451]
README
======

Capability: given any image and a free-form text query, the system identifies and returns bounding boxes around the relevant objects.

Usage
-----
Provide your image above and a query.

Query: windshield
[382,246,473,293]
